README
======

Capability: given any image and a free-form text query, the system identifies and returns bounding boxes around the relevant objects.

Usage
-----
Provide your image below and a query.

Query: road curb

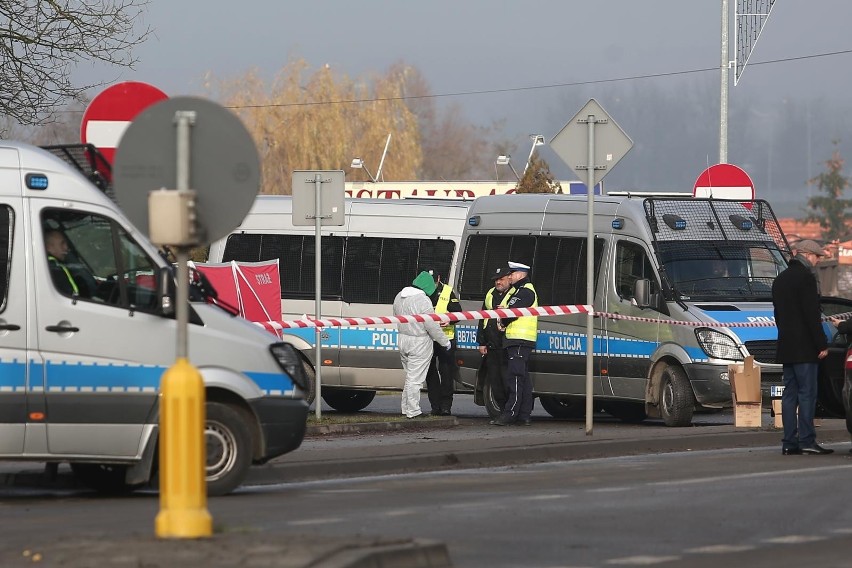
[306,416,458,436]
[246,425,852,486]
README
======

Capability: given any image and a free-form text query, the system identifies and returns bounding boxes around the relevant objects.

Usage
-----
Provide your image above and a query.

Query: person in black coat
[771,239,833,455]
[478,266,513,414]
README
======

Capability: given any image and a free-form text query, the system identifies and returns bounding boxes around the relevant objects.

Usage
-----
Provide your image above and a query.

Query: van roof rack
[40,143,113,199]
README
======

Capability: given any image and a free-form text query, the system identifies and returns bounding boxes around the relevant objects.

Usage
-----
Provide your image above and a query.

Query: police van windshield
[658,240,786,301]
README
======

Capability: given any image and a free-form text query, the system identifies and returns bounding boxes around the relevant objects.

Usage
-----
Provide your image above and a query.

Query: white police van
[207,196,472,411]
[0,142,310,495]
[453,193,841,426]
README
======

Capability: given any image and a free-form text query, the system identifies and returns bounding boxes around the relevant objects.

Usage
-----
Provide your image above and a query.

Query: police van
[452,192,840,426]
[207,196,473,411]
[0,142,310,495]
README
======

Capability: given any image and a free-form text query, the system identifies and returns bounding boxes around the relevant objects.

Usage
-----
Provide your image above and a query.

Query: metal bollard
[155,357,212,538]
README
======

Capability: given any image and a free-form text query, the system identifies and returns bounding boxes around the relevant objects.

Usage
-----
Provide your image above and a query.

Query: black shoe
[489,415,514,426]
[782,447,802,455]
[516,419,532,426]
[801,444,834,455]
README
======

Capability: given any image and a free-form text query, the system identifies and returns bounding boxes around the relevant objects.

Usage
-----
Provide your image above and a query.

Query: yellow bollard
[155,357,213,538]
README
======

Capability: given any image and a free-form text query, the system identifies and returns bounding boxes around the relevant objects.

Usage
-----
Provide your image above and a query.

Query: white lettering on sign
[456,329,478,344]
[746,316,775,323]
[549,335,582,351]
[255,273,273,285]
[371,332,396,347]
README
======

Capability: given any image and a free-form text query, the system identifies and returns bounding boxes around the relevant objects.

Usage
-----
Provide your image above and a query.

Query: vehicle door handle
[45,324,80,333]
[0,323,21,331]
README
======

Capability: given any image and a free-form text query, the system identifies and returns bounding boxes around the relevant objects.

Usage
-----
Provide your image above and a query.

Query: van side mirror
[157,266,175,316]
[633,278,651,308]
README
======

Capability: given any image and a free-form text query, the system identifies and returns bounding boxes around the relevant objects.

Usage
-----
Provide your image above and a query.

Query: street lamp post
[350,158,376,182]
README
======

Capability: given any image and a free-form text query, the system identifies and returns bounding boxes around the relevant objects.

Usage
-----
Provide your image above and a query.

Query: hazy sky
[72,0,852,202]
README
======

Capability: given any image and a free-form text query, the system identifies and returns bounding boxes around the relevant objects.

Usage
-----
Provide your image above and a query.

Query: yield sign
[81,81,168,166]
[693,163,755,201]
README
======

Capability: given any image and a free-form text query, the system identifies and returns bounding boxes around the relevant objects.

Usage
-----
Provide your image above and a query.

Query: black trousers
[502,345,534,421]
[481,347,507,410]
[426,338,457,413]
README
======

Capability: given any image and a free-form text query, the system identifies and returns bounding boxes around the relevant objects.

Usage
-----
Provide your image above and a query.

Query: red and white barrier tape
[256,304,593,332]
[255,305,852,333]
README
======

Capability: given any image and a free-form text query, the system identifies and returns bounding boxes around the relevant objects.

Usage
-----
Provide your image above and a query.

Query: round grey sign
[113,96,260,243]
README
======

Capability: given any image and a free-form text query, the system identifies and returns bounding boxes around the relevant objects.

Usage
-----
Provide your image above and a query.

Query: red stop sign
[81,81,168,166]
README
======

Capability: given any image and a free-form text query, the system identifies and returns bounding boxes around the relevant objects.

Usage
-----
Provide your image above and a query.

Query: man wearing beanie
[393,271,452,418]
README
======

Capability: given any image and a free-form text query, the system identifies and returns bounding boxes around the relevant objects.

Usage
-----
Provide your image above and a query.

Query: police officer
[479,266,513,416]
[45,229,80,296]
[425,271,462,416]
[492,261,538,426]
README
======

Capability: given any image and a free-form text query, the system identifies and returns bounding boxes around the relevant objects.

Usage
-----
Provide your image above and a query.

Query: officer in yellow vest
[491,261,538,426]
[478,266,513,415]
[45,229,80,297]
[425,270,462,416]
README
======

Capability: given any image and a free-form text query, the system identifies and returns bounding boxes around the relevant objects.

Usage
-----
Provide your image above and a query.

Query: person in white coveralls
[393,270,452,418]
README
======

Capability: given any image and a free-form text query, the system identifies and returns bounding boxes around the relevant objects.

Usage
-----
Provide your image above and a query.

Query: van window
[222,233,454,305]
[343,237,454,304]
[0,205,11,311]
[222,233,344,299]
[42,209,160,312]
[459,235,603,304]
[615,240,659,299]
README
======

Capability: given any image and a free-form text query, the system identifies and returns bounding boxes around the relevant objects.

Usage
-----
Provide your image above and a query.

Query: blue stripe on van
[0,360,294,396]
[0,358,27,391]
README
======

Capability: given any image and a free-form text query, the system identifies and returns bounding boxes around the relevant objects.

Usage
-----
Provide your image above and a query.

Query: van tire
[302,358,317,406]
[483,379,504,419]
[539,395,584,420]
[70,463,136,494]
[659,364,694,427]
[322,389,376,413]
[205,402,252,496]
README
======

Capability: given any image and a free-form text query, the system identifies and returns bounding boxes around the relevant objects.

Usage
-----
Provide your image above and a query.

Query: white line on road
[648,463,852,487]
[288,518,344,526]
[605,555,681,565]
[763,535,828,544]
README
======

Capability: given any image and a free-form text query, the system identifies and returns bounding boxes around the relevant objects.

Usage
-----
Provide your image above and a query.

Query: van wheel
[322,389,376,413]
[483,379,504,419]
[70,463,136,494]
[302,358,317,406]
[658,364,694,427]
[205,402,252,496]
[601,401,647,423]
[539,395,584,419]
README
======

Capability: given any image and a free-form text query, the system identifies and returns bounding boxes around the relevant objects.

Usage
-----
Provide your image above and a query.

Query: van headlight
[694,328,744,361]
[269,342,309,390]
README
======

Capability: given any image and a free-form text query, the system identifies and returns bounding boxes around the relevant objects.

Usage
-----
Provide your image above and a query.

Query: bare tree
[0,1,150,127]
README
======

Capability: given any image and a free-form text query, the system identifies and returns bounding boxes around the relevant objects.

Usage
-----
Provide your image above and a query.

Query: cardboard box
[729,356,761,403]
[772,399,782,428]
[732,393,763,428]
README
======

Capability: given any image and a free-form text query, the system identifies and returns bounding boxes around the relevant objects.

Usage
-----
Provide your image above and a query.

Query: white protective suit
[393,286,451,418]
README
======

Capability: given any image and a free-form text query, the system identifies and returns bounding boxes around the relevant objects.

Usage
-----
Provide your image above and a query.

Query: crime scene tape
[255,305,852,334]
[256,304,593,332]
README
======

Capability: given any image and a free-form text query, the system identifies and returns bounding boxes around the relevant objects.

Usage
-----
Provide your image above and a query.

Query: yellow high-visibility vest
[499,282,538,343]
[435,284,455,339]
[48,256,79,295]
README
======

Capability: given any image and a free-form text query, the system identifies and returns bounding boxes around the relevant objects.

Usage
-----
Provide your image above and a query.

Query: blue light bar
[612,218,624,230]
[25,173,48,190]
[468,215,480,227]
[663,214,687,230]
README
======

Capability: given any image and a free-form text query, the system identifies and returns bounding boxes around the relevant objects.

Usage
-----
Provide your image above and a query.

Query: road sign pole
[585,114,596,437]
[314,173,323,421]
[155,110,212,539]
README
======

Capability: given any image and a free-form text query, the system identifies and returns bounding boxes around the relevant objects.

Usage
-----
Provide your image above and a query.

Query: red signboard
[81,81,168,166]
[693,163,755,201]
